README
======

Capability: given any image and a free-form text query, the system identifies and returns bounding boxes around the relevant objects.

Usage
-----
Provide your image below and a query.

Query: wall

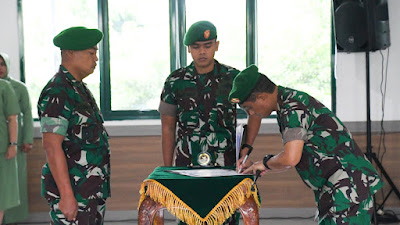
[0,0,20,79]
[336,1,400,122]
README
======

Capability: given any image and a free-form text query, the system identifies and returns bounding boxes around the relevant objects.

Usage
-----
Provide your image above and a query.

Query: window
[186,0,246,70]
[21,0,98,119]
[19,0,333,120]
[108,0,170,111]
[258,0,332,107]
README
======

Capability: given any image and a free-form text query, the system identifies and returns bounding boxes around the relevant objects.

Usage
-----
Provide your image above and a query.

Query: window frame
[17,0,335,120]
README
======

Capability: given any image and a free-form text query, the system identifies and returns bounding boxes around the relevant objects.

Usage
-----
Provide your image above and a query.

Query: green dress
[0,79,20,212]
[1,52,34,223]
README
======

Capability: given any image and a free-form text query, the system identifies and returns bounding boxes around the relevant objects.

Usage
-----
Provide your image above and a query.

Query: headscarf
[0,52,11,80]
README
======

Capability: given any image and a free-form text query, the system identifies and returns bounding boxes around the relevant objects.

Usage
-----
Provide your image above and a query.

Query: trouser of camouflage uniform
[49,198,106,225]
[319,194,374,225]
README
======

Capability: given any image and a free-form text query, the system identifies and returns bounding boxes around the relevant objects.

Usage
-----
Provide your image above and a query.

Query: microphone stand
[365,51,400,225]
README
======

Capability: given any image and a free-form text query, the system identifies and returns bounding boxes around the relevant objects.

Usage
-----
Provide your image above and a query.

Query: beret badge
[204,30,210,39]
[230,98,240,104]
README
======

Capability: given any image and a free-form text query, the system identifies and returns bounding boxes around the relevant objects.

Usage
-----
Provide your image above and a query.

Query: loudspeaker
[334,0,390,52]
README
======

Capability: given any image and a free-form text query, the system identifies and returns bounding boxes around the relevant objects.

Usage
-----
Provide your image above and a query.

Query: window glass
[21,0,98,118]
[108,0,170,110]
[186,0,246,70]
[20,0,332,120]
[258,0,331,107]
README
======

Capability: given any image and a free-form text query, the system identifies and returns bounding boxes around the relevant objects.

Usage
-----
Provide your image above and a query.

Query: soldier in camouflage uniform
[37,27,110,225]
[159,21,240,167]
[159,21,240,225]
[232,65,383,225]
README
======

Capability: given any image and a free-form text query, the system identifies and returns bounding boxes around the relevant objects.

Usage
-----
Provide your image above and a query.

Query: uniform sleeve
[19,84,34,143]
[159,77,178,116]
[279,101,311,145]
[158,100,177,116]
[38,86,72,136]
[160,77,177,105]
[4,82,20,116]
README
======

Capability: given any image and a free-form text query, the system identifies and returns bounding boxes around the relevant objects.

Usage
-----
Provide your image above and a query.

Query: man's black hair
[245,74,276,102]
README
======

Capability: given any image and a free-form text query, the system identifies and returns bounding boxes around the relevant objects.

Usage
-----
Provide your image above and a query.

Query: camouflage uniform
[276,86,383,224]
[160,60,239,167]
[38,66,110,225]
[160,60,240,225]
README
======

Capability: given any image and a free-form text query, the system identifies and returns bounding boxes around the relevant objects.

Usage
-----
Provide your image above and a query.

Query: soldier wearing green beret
[233,65,384,224]
[159,21,240,225]
[37,26,110,224]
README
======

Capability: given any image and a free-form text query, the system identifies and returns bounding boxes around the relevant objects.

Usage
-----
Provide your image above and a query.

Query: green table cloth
[138,166,260,224]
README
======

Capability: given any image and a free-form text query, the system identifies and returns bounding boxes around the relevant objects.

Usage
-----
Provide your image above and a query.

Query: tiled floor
[12,208,400,225]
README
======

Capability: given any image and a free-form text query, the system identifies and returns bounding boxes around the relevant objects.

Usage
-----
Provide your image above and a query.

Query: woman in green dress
[0,78,20,223]
[0,52,34,224]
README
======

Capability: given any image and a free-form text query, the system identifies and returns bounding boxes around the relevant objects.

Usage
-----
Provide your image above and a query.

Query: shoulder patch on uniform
[230,98,240,104]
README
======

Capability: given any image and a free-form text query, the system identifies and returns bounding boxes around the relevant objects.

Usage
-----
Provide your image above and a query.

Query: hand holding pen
[238,144,253,173]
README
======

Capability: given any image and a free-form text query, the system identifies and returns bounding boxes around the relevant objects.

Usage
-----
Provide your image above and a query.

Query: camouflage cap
[184,21,217,46]
[53,26,103,50]
[229,64,261,104]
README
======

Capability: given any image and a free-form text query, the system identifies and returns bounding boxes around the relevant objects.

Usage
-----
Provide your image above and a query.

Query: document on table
[166,168,247,178]
[236,124,244,162]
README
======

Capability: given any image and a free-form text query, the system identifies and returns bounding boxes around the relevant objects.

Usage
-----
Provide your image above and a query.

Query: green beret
[229,65,261,104]
[53,26,103,50]
[184,21,217,46]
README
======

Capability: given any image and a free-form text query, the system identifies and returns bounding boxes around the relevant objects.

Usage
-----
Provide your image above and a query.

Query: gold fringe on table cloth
[138,178,260,225]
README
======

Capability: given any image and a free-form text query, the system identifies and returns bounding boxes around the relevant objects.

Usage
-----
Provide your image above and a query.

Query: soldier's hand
[59,195,78,221]
[236,147,251,171]
[22,143,33,153]
[5,145,17,159]
[242,161,269,176]
[238,159,253,173]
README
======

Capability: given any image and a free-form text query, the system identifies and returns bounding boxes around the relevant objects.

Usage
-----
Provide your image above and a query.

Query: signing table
[138,167,260,225]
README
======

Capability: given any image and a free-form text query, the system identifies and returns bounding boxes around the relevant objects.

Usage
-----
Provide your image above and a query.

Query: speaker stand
[364,52,400,225]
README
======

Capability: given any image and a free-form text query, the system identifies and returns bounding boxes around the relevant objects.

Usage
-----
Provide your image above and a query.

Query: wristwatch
[241,143,253,151]
[263,154,274,170]
[9,142,18,146]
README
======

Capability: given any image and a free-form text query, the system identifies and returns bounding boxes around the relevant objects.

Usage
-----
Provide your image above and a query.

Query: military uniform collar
[276,85,285,111]
[60,65,84,85]
[189,59,222,77]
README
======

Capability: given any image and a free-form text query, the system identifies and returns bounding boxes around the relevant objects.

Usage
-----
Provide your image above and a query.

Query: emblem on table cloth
[197,152,212,166]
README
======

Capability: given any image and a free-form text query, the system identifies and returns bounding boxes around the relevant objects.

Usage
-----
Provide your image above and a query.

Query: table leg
[138,196,166,225]
[239,196,259,225]
[154,209,164,225]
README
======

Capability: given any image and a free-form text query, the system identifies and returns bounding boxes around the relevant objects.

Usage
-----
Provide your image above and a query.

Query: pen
[251,170,261,191]
[238,144,253,173]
